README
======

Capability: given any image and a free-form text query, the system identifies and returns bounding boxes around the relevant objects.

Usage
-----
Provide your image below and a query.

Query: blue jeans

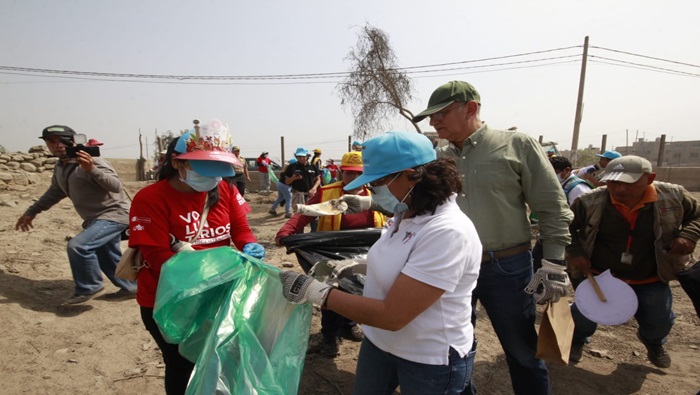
[470,250,550,395]
[270,182,292,215]
[66,219,137,295]
[572,281,675,347]
[353,338,475,395]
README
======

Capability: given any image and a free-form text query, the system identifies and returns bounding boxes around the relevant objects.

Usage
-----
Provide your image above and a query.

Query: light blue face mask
[179,168,221,192]
[370,172,413,214]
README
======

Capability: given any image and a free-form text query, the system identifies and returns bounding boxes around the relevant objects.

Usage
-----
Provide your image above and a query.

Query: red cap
[86,138,104,146]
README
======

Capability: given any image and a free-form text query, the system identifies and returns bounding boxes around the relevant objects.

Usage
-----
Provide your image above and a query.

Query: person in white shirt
[279,131,482,395]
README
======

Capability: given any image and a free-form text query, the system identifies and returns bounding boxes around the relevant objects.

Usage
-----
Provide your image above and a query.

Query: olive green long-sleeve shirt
[438,123,572,259]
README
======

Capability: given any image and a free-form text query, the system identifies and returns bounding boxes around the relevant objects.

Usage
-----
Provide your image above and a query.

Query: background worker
[311,148,323,172]
[269,157,296,218]
[284,147,321,210]
[227,146,250,196]
[15,125,136,304]
[566,155,700,367]
[578,150,622,187]
[256,151,272,192]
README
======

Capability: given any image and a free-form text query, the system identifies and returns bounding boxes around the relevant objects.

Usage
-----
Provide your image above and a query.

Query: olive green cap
[412,81,481,122]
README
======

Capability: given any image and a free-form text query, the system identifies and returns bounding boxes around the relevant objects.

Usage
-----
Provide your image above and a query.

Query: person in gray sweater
[15,125,136,304]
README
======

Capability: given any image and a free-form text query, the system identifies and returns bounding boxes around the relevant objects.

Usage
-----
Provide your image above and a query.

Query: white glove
[330,195,373,214]
[279,270,332,305]
[524,259,570,305]
[309,258,367,282]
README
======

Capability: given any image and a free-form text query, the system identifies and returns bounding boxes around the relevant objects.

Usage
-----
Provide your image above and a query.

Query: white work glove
[330,195,373,214]
[524,259,570,305]
[279,270,333,305]
[309,258,367,281]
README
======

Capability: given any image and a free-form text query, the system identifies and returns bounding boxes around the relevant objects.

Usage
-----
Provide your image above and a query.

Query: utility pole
[657,134,666,167]
[571,35,589,165]
[280,136,285,164]
[600,134,607,152]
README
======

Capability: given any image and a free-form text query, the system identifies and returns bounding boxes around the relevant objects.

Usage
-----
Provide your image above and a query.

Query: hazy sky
[1,0,698,163]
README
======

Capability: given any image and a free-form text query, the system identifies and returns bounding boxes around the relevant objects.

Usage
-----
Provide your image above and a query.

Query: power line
[0,55,584,85]
[589,56,700,78]
[589,46,700,68]
[398,45,581,70]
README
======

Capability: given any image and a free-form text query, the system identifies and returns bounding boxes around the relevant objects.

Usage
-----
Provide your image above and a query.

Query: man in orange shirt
[566,156,700,368]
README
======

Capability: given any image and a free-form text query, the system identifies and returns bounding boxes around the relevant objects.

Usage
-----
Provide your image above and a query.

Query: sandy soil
[0,175,698,395]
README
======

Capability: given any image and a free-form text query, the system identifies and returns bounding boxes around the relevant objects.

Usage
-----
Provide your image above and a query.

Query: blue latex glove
[243,242,266,259]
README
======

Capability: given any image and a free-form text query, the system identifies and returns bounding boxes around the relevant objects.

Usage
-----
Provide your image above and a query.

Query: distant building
[616,138,700,167]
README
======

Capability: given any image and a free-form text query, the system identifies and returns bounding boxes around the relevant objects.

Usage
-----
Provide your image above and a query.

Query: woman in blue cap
[128,119,265,395]
[279,131,482,394]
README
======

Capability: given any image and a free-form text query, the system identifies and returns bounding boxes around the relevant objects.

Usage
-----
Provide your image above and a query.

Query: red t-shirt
[129,179,256,307]
[256,156,271,173]
[325,164,339,178]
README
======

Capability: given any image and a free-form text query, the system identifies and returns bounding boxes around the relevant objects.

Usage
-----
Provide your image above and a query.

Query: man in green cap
[413,81,573,395]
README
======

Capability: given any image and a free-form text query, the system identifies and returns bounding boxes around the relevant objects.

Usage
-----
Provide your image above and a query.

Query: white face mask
[370,172,413,214]
[557,172,567,183]
[179,168,221,192]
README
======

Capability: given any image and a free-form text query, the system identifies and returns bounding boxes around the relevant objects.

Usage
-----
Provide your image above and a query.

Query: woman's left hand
[243,242,266,259]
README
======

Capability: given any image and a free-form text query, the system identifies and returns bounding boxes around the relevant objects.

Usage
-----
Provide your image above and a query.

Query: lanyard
[625,211,639,252]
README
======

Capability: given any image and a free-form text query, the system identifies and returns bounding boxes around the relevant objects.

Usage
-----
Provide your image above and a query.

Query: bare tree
[337,23,420,140]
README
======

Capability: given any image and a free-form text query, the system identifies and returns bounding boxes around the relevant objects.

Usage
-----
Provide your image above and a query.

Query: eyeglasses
[429,102,465,121]
[367,172,401,193]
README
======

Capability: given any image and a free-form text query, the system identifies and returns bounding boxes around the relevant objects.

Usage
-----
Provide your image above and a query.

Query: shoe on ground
[268,210,278,216]
[346,325,364,341]
[307,338,340,357]
[320,338,340,357]
[103,288,136,301]
[637,333,671,368]
[569,342,584,363]
[64,288,104,305]
[284,213,293,218]
[644,343,671,368]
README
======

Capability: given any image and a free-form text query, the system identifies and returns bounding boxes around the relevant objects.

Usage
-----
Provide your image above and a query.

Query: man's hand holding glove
[524,259,570,304]
[243,242,266,259]
[279,270,333,305]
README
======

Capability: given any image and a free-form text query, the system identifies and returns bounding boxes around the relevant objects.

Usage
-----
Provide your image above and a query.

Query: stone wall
[0,146,152,186]
[0,145,53,186]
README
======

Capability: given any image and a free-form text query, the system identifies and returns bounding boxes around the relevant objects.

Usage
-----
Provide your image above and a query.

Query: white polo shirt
[362,194,482,365]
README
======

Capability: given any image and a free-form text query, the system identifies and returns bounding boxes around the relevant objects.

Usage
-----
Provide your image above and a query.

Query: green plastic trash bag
[269,170,279,184]
[321,168,331,185]
[153,247,312,395]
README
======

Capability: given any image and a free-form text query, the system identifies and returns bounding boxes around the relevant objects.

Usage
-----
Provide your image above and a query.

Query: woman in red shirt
[128,119,264,395]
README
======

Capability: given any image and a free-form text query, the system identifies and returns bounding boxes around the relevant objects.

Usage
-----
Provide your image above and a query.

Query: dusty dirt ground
[1,174,698,395]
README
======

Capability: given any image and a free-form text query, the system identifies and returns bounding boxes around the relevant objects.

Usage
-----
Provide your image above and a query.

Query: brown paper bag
[536,298,575,365]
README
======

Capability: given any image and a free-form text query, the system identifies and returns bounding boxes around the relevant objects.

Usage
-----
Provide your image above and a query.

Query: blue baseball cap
[294,147,308,157]
[344,131,437,191]
[594,150,622,160]
[288,158,298,164]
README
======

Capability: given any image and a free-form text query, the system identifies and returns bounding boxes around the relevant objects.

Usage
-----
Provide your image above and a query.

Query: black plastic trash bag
[279,228,382,273]
[677,261,700,318]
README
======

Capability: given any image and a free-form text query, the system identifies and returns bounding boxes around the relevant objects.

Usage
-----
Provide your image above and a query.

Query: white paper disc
[574,269,638,325]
